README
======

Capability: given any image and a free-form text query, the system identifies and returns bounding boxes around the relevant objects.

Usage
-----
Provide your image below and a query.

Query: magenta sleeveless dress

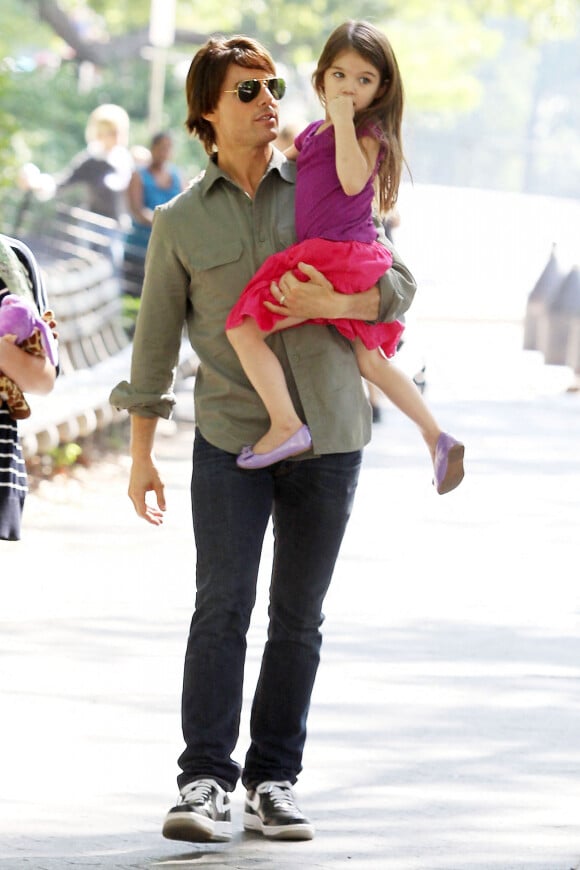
[226,122,404,358]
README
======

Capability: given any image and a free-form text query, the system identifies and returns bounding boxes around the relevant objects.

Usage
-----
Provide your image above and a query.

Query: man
[110,34,416,843]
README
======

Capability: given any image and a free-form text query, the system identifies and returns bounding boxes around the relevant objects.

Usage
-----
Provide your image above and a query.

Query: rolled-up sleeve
[373,221,417,324]
[377,243,417,322]
[109,380,177,418]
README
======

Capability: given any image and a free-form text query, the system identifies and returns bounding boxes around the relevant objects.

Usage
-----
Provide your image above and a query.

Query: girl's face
[322,49,384,115]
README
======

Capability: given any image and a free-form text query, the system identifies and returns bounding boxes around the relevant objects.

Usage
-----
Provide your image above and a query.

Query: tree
[17,0,578,107]
[25,0,208,66]
[2,0,580,204]
[0,68,19,193]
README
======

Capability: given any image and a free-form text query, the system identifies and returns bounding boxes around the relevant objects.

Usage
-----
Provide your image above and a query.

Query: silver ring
[280,294,286,304]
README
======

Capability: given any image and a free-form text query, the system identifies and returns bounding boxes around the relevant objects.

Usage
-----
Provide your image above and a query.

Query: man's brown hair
[185,36,276,154]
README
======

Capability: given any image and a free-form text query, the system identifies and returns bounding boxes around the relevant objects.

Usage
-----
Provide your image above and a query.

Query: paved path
[1,186,579,870]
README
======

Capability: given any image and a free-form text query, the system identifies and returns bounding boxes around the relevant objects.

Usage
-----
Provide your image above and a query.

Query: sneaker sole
[162,813,232,843]
[243,812,314,841]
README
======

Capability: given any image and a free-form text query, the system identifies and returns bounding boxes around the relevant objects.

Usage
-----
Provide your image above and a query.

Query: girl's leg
[354,340,464,493]
[364,380,383,423]
[355,341,440,452]
[226,316,306,455]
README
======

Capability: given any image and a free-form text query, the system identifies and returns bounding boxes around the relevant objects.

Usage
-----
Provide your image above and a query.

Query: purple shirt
[295,120,379,244]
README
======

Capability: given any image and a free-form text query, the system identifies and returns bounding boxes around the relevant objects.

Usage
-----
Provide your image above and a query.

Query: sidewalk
[1,184,580,869]
[1,318,579,870]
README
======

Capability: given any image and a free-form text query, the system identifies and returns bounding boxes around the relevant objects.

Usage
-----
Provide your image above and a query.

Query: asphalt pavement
[1,184,579,870]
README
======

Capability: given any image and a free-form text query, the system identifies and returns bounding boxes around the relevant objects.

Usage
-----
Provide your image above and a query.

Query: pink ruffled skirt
[226,237,404,357]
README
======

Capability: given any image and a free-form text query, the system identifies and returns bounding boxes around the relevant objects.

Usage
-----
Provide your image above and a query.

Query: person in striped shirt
[0,234,57,541]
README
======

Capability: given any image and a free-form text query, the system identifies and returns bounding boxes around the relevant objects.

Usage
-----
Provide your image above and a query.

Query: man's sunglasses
[223,77,286,103]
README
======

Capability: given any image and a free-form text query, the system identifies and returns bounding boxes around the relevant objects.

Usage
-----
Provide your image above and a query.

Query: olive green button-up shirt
[110,149,417,457]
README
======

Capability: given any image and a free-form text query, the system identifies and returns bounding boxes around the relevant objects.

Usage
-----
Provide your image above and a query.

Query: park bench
[14,202,197,458]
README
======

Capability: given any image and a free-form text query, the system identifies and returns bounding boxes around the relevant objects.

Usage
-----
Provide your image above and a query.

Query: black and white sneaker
[243,780,314,840]
[162,778,232,843]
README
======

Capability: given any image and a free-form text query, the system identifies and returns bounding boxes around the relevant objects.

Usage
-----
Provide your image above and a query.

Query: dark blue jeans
[177,429,362,792]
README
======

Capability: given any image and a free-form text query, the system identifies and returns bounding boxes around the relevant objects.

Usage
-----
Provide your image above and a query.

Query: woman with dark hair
[125,132,184,253]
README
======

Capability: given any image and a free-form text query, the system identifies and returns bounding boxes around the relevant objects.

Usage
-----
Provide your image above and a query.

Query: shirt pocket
[190,239,249,323]
[194,239,248,291]
[193,239,245,276]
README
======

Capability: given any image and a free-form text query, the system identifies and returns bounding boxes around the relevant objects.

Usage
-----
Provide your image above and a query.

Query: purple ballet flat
[433,432,465,495]
[236,425,312,470]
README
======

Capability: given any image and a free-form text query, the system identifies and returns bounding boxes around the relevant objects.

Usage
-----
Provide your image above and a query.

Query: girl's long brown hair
[312,20,406,215]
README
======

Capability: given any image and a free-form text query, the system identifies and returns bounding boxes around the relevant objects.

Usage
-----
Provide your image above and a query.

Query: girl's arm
[328,95,380,196]
[283,144,298,161]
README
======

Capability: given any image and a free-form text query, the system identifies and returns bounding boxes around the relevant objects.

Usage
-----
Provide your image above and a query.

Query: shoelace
[257,781,296,811]
[181,778,216,804]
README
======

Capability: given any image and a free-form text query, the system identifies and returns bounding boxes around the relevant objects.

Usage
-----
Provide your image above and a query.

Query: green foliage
[48,441,83,469]
[472,0,579,40]
[0,67,19,192]
[3,0,580,201]
[383,12,502,114]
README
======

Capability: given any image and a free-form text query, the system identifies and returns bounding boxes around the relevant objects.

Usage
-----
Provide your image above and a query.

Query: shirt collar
[199,148,295,196]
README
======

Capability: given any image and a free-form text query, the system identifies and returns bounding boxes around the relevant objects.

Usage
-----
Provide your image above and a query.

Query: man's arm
[127,414,166,526]
[265,262,380,321]
[374,223,417,323]
[375,240,417,323]
[265,240,416,325]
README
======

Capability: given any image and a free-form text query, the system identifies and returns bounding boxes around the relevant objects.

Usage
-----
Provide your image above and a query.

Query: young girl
[226,20,464,494]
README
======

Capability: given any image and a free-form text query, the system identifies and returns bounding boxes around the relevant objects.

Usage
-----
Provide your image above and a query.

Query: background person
[18,104,133,270]
[20,103,133,223]
[0,234,58,541]
[125,131,184,254]
[123,131,184,297]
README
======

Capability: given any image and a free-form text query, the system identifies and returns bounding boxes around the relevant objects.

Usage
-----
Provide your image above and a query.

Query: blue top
[125,165,182,250]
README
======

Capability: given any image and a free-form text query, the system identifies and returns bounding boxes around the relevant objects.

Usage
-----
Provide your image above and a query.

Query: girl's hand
[327,94,355,126]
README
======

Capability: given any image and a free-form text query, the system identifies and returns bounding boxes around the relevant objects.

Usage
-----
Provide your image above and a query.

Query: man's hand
[265,261,380,322]
[265,262,344,320]
[128,456,166,526]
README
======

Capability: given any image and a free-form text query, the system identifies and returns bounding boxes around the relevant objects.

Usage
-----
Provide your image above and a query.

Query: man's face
[204,64,280,150]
